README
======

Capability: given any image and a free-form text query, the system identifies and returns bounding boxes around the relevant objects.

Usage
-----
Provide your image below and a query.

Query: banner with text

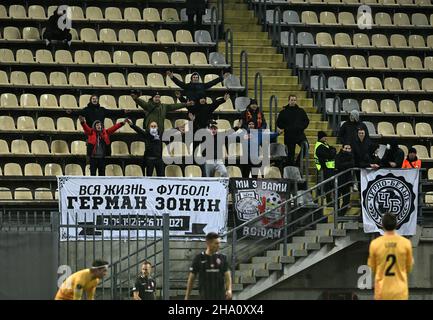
[58,176,229,241]
[229,178,290,239]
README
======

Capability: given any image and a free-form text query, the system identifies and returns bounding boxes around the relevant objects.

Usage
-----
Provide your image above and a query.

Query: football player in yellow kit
[368,213,414,300]
[55,260,109,300]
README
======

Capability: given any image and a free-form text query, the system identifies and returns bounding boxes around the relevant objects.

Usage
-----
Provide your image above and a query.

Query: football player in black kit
[132,261,156,300]
[185,232,232,300]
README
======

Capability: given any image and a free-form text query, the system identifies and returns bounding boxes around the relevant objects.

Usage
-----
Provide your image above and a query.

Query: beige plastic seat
[17,116,36,131]
[130,141,145,156]
[412,145,429,160]
[168,142,190,157]
[137,29,155,43]
[397,0,414,4]
[30,71,49,86]
[69,72,87,86]
[371,34,389,47]
[215,96,234,112]
[380,99,398,113]
[70,28,79,40]
[162,8,179,21]
[368,55,386,69]
[361,99,380,113]
[184,165,202,177]
[412,13,429,26]
[74,50,93,64]
[338,12,355,25]
[11,71,29,85]
[165,165,183,177]
[132,51,151,65]
[152,51,170,65]
[99,28,117,42]
[0,116,16,130]
[51,140,69,154]
[124,7,141,21]
[366,77,384,91]
[88,72,107,87]
[204,74,223,88]
[424,56,433,70]
[14,188,32,200]
[70,141,86,155]
[143,8,160,22]
[105,164,123,176]
[147,73,165,87]
[378,122,397,136]
[427,36,433,48]
[45,163,63,176]
[384,77,402,91]
[40,94,59,108]
[405,56,423,70]
[111,141,129,156]
[118,29,136,43]
[416,123,433,137]
[353,33,370,47]
[1,93,19,107]
[0,139,9,154]
[316,32,334,46]
[375,12,392,26]
[346,77,365,90]
[86,7,103,20]
[396,122,415,136]
[176,30,193,43]
[35,49,54,63]
[379,0,397,3]
[108,73,126,87]
[16,49,34,63]
[157,29,175,43]
[399,100,417,114]
[171,52,189,65]
[105,7,122,21]
[80,28,98,42]
[11,139,30,154]
[50,72,68,86]
[65,164,84,176]
[9,5,27,18]
[390,34,408,48]
[112,50,132,65]
[69,6,85,20]
[301,11,319,24]
[79,95,92,108]
[20,93,39,107]
[0,49,14,63]
[419,100,433,113]
[99,95,117,109]
[160,96,175,105]
[334,33,352,47]
[0,5,6,18]
[37,117,56,131]
[429,168,433,180]
[399,145,409,157]
[394,13,410,26]
[0,187,13,200]
[94,50,112,64]
[57,117,76,132]
[25,163,43,176]
[3,26,21,40]
[127,73,146,87]
[225,166,241,178]
[349,55,367,68]
[190,52,209,65]
[422,78,433,91]
[0,70,10,85]
[31,140,50,155]
[103,118,114,129]
[215,119,232,131]
[28,5,46,19]
[263,166,282,179]
[409,35,426,48]
[320,12,338,24]
[164,119,173,129]
[387,56,405,69]
[124,165,143,176]
[4,163,22,176]
[403,77,421,91]
[34,188,54,200]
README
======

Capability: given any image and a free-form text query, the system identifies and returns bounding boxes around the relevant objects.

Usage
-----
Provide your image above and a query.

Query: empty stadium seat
[396,122,415,136]
[412,145,429,159]
[138,29,155,43]
[350,55,367,69]
[37,117,56,131]
[0,116,15,131]
[80,28,98,42]
[25,163,43,176]
[50,72,68,86]
[114,50,133,65]
[31,140,50,155]
[143,8,160,22]
[132,51,151,65]
[10,71,29,85]
[94,50,112,64]
[16,49,34,63]
[381,99,398,113]
[28,5,46,19]
[384,77,402,91]
[65,164,84,176]
[165,165,183,177]
[185,165,202,177]
[0,140,9,154]
[88,72,107,86]
[409,35,426,48]
[335,33,352,47]
[399,100,417,113]
[20,93,38,108]
[301,11,319,24]
[419,100,433,113]
[17,116,35,131]
[412,13,429,26]
[57,117,76,132]
[147,73,165,87]
[0,187,13,200]
[14,188,32,200]
[11,139,30,154]
[195,30,213,44]
[34,188,53,200]
[1,93,19,107]
[424,56,433,70]
[130,141,145,156]
[36,49,54,63]
[378,122,398,136]
[3,27,20,40]
[69,72,87,86]
[263,166,282,179]
[124,164,143,176]
[366,77,384,91]
[387,56,405,69]
[51,140,69,154]
[368,55,386,69]
[415,123,433,137]
[127,73,146,87]
[353,33,370,47]
[45,163,63,176]
[372,34,389,47]
[86,7,103,20]
[30,71,48,86]
[75,50,93,64]
[105,7,122,21]
[361,99,380,113]
[403,77,421,91]
[422,78,433,91]
[99,28,117,42]
[171,52,189,65]
[152,51,170,65]
[0,49,14,63]
[111,141,129,156]
[4,163,23,176]
[347,77,364,90]
[331,54,349,68]
[394,12,410,26]
[40,94,59,108]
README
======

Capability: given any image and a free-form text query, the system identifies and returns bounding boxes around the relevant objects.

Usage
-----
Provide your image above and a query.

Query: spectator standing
[201,122,228,177]
[338,110,369,146]
[314,131,336,204]
[239,99,267,130]
[380,143,405,169]
[186,0,208,29]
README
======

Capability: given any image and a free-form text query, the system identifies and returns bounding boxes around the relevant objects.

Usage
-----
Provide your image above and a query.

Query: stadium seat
[31,140,50,155]
[349,55,367,69]
[143,8,160,22]
[45,163,63,176]
[366,77,384,91]
[29,5,46,19]
[424,56,433,70]
[399,100,417,113]
[130,141,145,156]
[51,140,69,154]
[390,34,408,48]
[138,29,155,43]
[37,117,56,131]
[312,54,330,68]
[34,188,53,200]
[30,71,48,86]
[335,33,352,47]
[195,30,213,44]
[127,73,146,87]
[40,94,59,108]
[338,12,356,25]
[0,140,9,154]
[152,51,170,65]
[14,188,33,200]
[118,29,136,43]
[296,32,315,46]
[412,13,429,26]
[11,139,30,154]
[301,11,319,24]
[384,77,402,91]
[75,50,93,64]
[320,11,337,24]
[1,93,19,107]
[86,7,103,20]
[419,100,433,113]
[88,72,107,86]
[105,7,122,21]
[111,141,129,156]
[125,164,143,176]
[16,49,34,63]
[165,165,183,177]
[35,49,54,63]
[263,166,282,178]
[380,99,398,113]
[17,116,35,131]
[69,72,87,86]
[105,164,123,176]
[316,32,333,46]
[80,28,98,42]
[9,5,27,19]
[412,145,429,159]
[422,78,433,91]
[108,73,126,87]
[71,141,87,155]
[162,8,179,21]
[124,7,141,21]
[94,50,112,64]
[408,35,426,48]
[65,164,83,176]
[57,117,76,132]
[394,13,410,26]
[171,52,189,65]
[3,26,21,40]
[99,28,117,42]
[99,95,117,109]
[0,116,16,130]
[375,12,392,26]
[368,55,386,69]
[347,77,364,90]
[227,166,242,178]
[69,6,85,20]
[157,29,175,43]
[331,54,349,68]
[361,99,380,113]
[396,122,415,136]
[147,73,165,87]
[387,56,405,69]
[24,163,43,176]
[176,30,193,43]
[184,165,202,177]
[50,72,68,86]
[0,187,13,200]
[20,93,38,107]
[378,122,398,136]
[10,71,29,85]
[353,33,370,47]
[4,163,23,176]
[0,49,14,63]
[415,123,433,137]
[403,77,421,91]
[0,5,6,18]
[132,51,151,65]
[372,34,389,47]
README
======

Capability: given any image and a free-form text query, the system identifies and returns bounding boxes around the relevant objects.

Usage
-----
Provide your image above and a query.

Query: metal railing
[254,72,263,112]
[225,28,234,67]
[317,72,327,118]
[301,50,312,93]
[330,95,342,136]
[271,7,282,47]
[210,6,219,45]
[300,140,310,180]
[269,94,278,132]
[240,50,249,96]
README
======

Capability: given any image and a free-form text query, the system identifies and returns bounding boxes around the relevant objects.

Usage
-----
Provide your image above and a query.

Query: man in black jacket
[167,71,230,103]
[314,131,336,204]
[338,110,369,146]
[43,6,72,45]
[186,0,208,29]
[187,93,230,132]
[352,128,379,190]
[239,99,267,130]
[380,142,405,169]
[335,144,355,215]
[276,95,310,166]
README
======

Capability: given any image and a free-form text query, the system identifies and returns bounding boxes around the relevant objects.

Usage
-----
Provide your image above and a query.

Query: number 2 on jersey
[385,254,396,276]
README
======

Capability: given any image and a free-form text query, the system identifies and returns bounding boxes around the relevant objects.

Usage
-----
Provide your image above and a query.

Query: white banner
[58,176,229,241]
[361,169,418,235]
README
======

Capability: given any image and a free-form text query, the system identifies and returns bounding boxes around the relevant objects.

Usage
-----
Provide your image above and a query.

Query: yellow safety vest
[314,141,335,171]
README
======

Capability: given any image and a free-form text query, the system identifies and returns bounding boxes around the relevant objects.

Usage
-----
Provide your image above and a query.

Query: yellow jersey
[55,269,100,300]
[368,233,413,300]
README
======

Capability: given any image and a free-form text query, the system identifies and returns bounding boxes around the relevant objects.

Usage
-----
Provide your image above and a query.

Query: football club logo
[235,190,261,221]
[362,173,415,229]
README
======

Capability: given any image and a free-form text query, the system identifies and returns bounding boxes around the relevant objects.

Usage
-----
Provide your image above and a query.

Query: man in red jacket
[79,115,127,176]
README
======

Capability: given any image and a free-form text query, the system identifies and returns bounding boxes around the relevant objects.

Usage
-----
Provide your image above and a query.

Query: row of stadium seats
[0,49,225,66]
[311,75,433,91]
[0,187,58,200]
[0,71,230,89]
[269,10,433,27]
[374,122,433,138]
[0,27,214,44]
[326,98,433,114]
[252,0,432,5]
[285,31,433,48]
[0,5,197,23]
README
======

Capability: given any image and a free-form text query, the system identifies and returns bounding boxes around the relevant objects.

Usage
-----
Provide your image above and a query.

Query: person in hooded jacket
[167,71,230,103]
[338,110,369,146]
[335,144,355,215]
[402,147,422,169]
[79,116,127,176]
[239,99,267,130]
[126,119,164,176]
[381,142,405,169]
[43,6,72,45]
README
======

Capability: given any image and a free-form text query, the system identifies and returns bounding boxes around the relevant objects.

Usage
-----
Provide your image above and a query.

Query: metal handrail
[300,140,310,180]
[210,6,219,44]
[272,7,282,47]
[317,72,327,118]
[240,50,249,96]
[254,72,263,112]
[287,28,297,71]
[225,28,234,68]
[302,50,312,93]
[218,0,225,35]
[269,95,278,132]
[332,95,342,136]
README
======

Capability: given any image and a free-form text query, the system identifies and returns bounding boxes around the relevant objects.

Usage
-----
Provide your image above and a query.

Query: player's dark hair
[143,260,152,267]
[92,259,109,268]
[382,213,397,231]
[205,232,219,241]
